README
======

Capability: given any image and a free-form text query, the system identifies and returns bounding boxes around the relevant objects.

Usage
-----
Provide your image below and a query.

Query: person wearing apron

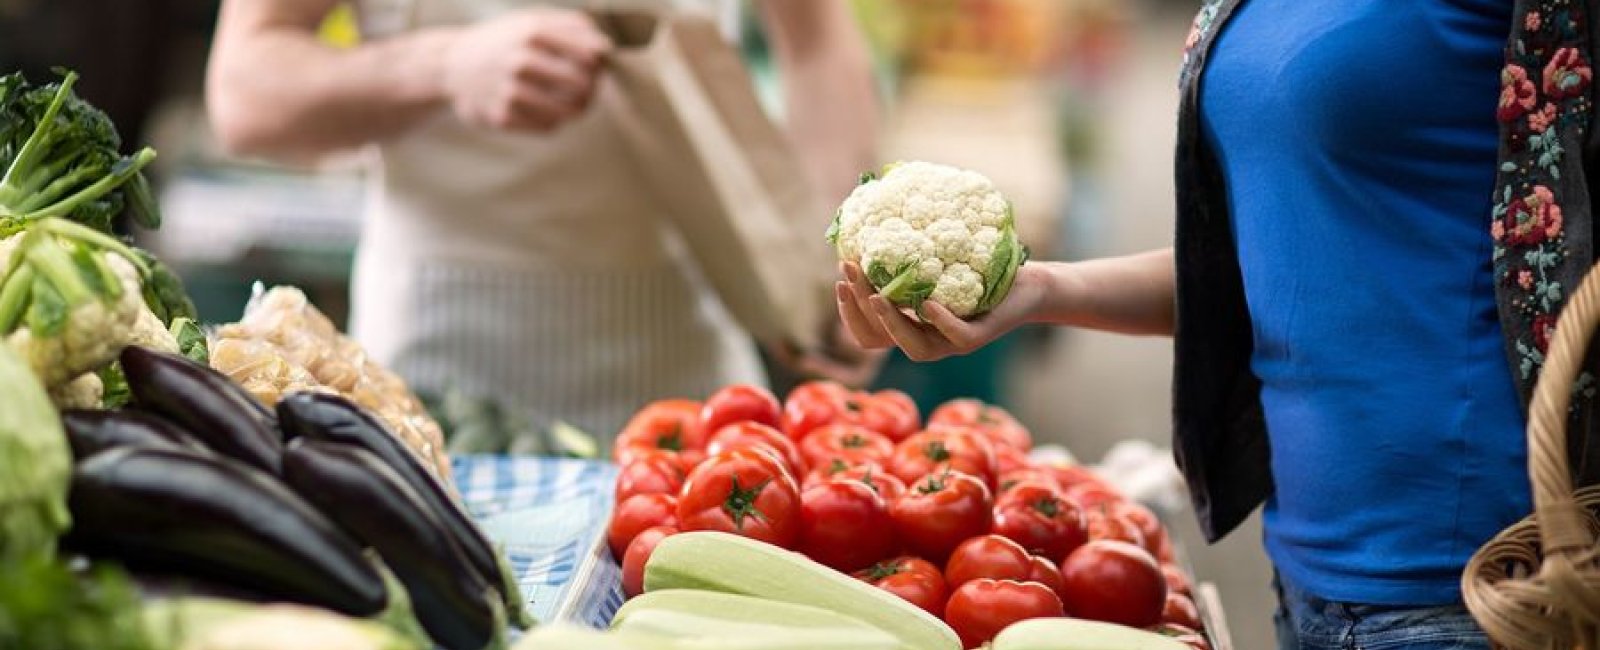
[206,0,880,439]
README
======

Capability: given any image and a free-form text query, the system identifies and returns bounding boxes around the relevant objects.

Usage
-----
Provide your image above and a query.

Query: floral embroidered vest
[1172,0,1600,542]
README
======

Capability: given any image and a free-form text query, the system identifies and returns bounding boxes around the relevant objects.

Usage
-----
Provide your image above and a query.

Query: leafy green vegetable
[137,250,198,326]
[0,341,69,559]
[98,362,131,409]
[0,70,159,237]
[0,554,160,650]
[170,317,209,365]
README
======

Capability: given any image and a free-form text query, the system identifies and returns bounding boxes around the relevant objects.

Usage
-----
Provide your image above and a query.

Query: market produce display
[0,68,1219,649]
[605,382,1213,649]
[827,161,1028,318]
[0,72,525,650]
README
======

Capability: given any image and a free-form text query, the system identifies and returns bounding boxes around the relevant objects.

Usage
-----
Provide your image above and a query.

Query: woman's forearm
[1030,248,1176,336]
[207,0,454,160]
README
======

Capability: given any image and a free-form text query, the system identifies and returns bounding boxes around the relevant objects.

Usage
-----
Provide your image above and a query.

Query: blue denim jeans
[1274,575,1491,650]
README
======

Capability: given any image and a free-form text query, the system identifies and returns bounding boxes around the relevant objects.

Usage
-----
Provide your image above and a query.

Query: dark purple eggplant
[275,392,522,621]
[119,346,281,474]
[283,438,498,650]
[61,409,212,460]
[64,447,386,616]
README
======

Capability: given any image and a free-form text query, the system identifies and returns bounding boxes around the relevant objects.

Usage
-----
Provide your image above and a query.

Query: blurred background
[0,0,1273,645]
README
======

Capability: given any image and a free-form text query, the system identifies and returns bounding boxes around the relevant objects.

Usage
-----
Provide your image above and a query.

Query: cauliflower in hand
[826,161,1027,318]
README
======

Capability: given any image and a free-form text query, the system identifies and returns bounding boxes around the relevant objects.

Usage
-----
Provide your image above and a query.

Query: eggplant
[276,392,524,623]
[119,346,281,474]
[282,438,499,650]
[64,447,386,617]
[61,409,212,459]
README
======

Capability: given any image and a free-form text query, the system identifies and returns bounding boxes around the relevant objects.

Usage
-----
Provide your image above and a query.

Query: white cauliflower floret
[859,218,935,281]
[48,371,104,409]
[967,226,1001,271]
[930,263,985,317]
[827,161,1027,319]
[925,219,974,263]
[127,296,180,355]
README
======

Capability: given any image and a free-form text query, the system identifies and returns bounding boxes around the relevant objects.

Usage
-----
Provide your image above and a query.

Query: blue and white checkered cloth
[450,455,625,629]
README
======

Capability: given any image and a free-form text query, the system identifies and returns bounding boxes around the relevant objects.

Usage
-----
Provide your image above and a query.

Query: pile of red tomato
[605,382,1211,650]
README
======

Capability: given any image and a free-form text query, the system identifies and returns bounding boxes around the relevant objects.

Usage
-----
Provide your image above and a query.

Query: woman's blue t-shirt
[1200,0,1531,605]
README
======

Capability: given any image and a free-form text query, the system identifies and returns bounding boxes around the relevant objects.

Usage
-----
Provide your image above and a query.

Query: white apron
[349,0,763,439]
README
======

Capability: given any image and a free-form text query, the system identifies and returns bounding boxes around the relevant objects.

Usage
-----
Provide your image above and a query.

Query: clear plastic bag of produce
[209,284,453,482]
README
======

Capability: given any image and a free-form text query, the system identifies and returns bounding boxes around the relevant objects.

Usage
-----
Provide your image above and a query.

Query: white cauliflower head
[827,162,1027,318]
[0,219,154,388]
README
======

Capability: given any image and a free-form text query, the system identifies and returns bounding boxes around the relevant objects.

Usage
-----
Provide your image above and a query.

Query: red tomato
[780,381,853,440]
[680,448,707,469]
[853,389,920,443]
[889,471,993,563]
[614,451,684,503]
[1026,555,1068,602]
[996,468,1061,496]
[803,459,875,488]
[1048,463,1108,490]
[945,579,1064,649]
[992,444,1033,475]
[1163,592,1204,630]
[1113,501,1167,556]
[929,399,1032,451]
[854,556,949,618]
[607,493,678,559]
[705,422,805,479]
[614,400,704,465]
[1058,540,1167,628]
[799,423,894,471]
[993,484,1088,561]
[1086,507,1147,548]
[1064,481,1124,510]
[1162,564,1193,597]
[621,525,676,597]
[804,461,907,502]
[945,534,1032,588]
[888,427,997,489]
[677,450,801,547]
[780,382,920,442]
[798,480,898,573]
[700,384,781,435]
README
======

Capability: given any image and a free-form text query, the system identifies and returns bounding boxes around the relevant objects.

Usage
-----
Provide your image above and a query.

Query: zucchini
[642,532,959,650]
[613,590,882,633]
[614,609,896,650]
[991,618,1191,650]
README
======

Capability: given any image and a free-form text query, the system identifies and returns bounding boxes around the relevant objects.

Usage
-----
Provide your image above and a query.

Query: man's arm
[755,1,885,386]
[207,0,609,160]
[756,0,880,204]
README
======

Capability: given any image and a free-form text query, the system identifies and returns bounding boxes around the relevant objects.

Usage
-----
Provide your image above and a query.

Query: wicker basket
[1463,267,1600,650]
